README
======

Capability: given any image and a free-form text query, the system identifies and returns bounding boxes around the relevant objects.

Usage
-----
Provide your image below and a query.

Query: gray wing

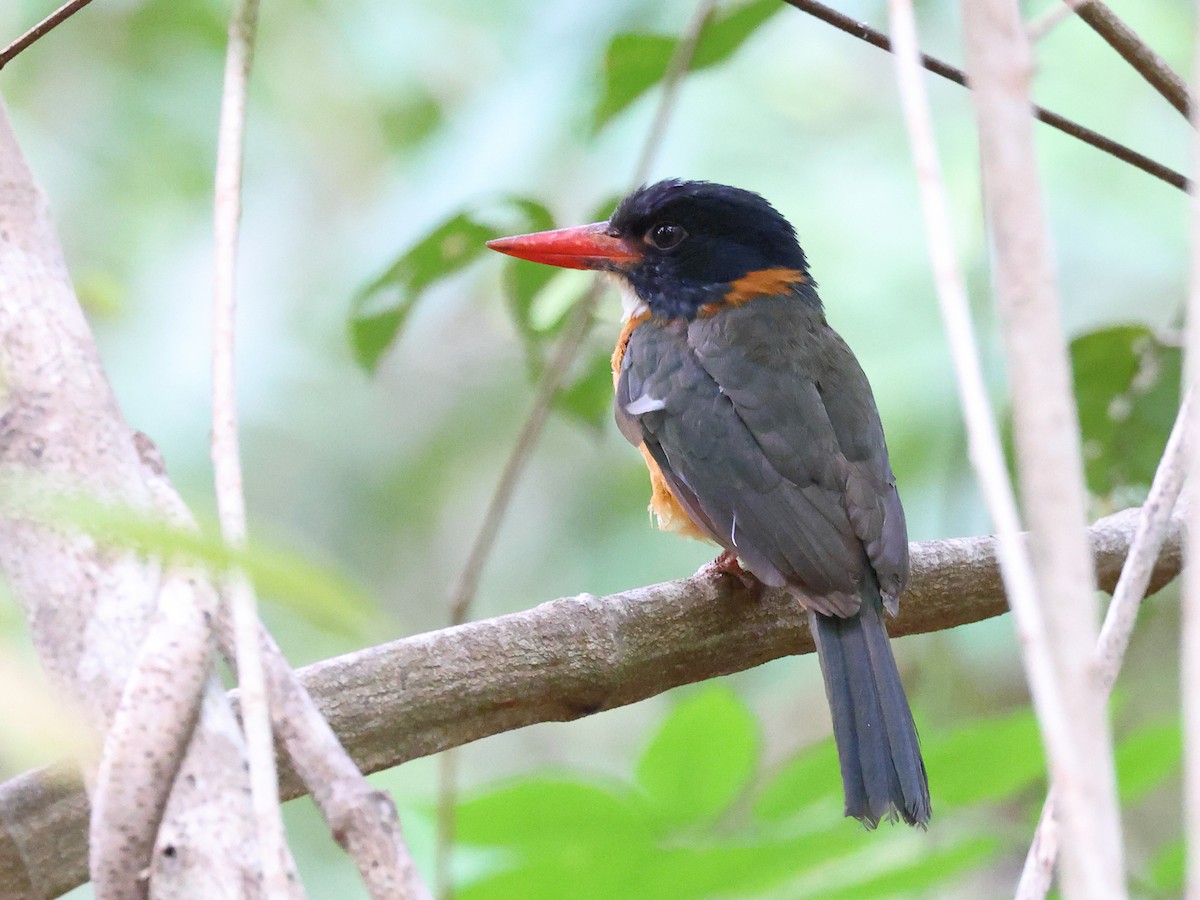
[616,317,868,617]
[687,298,909,610]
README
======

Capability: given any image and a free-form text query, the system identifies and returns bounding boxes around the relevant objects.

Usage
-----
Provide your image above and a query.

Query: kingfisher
[487,179,930,827]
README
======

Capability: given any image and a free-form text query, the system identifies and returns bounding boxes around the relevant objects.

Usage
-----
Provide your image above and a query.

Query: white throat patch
[611,275,649,322]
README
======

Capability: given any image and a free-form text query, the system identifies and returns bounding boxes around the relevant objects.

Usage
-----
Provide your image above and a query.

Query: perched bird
[487,179,930,827]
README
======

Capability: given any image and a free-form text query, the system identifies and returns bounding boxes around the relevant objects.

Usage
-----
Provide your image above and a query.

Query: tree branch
[1071,0,1189,119]
[780,0,1189,192]
[210,0,298,893]
[963,2,1125,895]
[0,503,1182,898]
[0,0,96,71]
[1182,24,1200,896]
[0,96,262,895]
[1017,392,1190,897]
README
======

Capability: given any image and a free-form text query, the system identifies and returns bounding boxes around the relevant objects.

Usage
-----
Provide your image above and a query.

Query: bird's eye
[647,222,686,250]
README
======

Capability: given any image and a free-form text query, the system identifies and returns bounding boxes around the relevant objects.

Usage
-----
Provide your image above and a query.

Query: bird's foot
[698,551,764,599]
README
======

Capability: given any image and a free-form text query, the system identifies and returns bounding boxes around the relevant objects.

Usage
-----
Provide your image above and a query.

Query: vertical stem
[1183,11,1200,895]
[960,1,1125,897]
[211,0,294,893]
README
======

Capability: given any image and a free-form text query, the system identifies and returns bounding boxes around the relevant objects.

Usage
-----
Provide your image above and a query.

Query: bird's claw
[698,551,764,599]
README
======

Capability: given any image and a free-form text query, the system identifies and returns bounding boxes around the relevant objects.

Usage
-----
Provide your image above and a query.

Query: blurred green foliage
[447,687,1182,898]
[594,0,781,131]
[1071,325,1181,503]
[3,0,1192,896]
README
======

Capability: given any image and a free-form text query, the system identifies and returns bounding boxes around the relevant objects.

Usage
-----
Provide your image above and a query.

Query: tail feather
[809,581,930,827]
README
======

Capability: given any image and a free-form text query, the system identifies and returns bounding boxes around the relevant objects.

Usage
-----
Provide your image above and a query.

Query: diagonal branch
[0,502,1184,898]
[781,0,1189,192]
[0,0,96,71]
[1070,0,1189,119]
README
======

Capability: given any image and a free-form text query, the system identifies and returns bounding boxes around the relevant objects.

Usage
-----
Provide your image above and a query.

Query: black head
[487,179,816,320]
[607,180,812,319]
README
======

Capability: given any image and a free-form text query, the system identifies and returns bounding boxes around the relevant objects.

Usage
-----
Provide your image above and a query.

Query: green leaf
[350,307,407,373]
[501,200,560,367]
[1146,838,1184,896]
[796,837,1000,899]
[1072,325,1181,499]
[554,349,615,430]
[593,0,781,132]
[754,738,842,822]
[640,824,871,899]
[921,708,1045,808]
[456,777,659,850]
[351,199,555,373]
[350,212,499,372]
[635,686,759,827]
[1116,719,1180,804]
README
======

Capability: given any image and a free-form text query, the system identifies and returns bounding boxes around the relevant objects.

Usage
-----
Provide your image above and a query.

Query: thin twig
[1017,393,1192,898]
[781,0,1189,192]
[0,0,96,71]
[1027,1,1082,43]
[887,1,1078,889]
[435,3,719,895]
[962,1,1125,897]
[1183,26,1200,897]
[1071,0,1189,119]
[211,0,295,894]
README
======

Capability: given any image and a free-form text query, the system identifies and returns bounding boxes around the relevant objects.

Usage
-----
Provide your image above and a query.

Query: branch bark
[0,502,1182,898]
[0,96,261,896]
[1071,0,1189,119]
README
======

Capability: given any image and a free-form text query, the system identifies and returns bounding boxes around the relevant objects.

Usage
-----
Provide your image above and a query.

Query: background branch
[210,0,296,893]
[963,1,1124,895]
[0,503,1182,898]
[1182,20,1200,895]
[0,0,96,71]
[1071,0,1189,119]
[781,0,1189,192]
[1017,390,1191,897]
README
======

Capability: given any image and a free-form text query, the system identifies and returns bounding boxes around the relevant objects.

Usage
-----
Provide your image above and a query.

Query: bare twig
[210,0,295,894]
[1184,29,1200,898]
[1027,1,1082,42]
[1071,0,1189,119]
[0,503,1184,898]
[1018,393,1191,897]
[0,0,96,71]
[888,3,1077,892]
[962,2,1124,897]
[781,0,1189,192]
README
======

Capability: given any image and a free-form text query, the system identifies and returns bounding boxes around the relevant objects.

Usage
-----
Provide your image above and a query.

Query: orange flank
[610,311,711,543]
[640,446,711,541]
[699,267,806,316]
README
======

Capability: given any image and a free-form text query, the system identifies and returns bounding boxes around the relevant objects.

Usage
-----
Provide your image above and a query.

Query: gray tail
[808,582,930,828]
